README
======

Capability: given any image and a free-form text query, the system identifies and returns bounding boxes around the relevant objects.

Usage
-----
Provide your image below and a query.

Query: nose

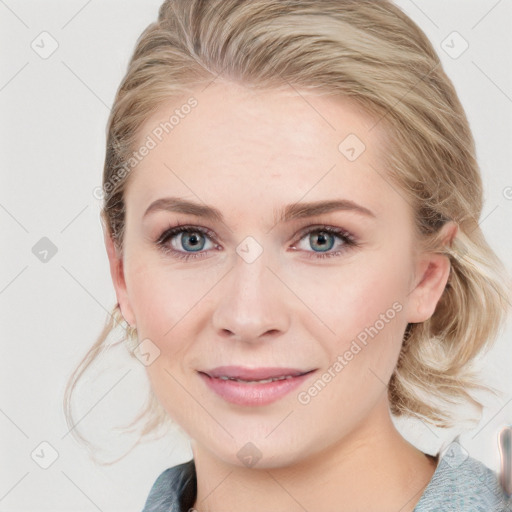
[211,248,291,344]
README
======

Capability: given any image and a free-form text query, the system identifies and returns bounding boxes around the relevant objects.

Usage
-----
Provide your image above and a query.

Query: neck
[191,398,438,512]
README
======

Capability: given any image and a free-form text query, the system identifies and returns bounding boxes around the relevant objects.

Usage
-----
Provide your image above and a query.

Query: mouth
[197,366,317,406]
[199,366,315,382]
[208,375,302,384]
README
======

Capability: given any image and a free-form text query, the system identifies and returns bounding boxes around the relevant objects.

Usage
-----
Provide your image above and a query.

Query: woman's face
[106,80,453,468]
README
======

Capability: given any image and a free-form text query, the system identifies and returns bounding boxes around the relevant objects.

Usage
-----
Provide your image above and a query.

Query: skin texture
[105,80,456,511]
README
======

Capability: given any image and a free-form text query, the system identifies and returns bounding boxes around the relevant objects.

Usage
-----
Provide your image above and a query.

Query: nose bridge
[211,243,289,341]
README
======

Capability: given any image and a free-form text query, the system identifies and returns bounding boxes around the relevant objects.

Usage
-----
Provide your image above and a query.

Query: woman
[64,0,512,510]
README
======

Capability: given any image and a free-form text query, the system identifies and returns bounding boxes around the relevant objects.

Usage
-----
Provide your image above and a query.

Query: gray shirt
[141,440,511,511]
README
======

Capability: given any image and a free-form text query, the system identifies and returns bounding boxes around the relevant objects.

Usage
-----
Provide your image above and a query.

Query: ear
[406,221,458,324]
[102,220,136,327]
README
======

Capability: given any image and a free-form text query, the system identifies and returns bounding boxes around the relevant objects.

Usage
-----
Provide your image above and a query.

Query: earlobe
[407,222,458,324]
[102,222,136,327]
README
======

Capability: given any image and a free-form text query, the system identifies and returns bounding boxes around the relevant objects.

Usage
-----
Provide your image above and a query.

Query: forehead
[125,81,405,223]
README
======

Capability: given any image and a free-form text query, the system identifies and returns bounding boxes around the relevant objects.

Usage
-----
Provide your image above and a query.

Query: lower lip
[198,371,315,406]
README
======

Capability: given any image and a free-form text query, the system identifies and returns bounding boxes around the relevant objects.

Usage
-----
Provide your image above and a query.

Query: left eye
[291,226,357,259]
[295,229,342,252]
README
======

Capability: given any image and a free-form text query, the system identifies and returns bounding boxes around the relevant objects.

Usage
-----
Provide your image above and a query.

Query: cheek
[344,274,407,381]
[298,292,405,430]
[124,254,209,338]
[298,255,407,335]
[302,255,408,380]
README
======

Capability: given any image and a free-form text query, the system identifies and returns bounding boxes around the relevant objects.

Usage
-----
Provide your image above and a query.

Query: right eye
[156,224,219,261]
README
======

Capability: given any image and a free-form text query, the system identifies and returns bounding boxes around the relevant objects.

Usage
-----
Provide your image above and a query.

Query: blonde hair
[64,0,511,460]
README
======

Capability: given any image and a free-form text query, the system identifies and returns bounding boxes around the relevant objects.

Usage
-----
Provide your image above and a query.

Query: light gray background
[1,1,511,510]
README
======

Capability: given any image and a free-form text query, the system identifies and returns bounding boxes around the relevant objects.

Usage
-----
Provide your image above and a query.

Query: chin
[201,435,311,471]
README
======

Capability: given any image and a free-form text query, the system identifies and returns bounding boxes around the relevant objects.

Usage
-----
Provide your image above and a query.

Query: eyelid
[155,222,217,245]
[292,223,357,246]
[155,222,356,245]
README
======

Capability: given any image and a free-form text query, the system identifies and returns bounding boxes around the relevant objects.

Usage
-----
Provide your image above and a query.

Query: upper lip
[201,366,315,380]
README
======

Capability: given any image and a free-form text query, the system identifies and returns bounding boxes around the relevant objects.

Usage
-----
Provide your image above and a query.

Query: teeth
[217,375,295,383]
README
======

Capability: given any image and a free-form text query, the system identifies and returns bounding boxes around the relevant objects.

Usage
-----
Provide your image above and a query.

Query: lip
[198,366,317,406]
[203,366,312,380]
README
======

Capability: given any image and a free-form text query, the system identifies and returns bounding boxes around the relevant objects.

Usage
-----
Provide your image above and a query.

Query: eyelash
[155,222,359,261]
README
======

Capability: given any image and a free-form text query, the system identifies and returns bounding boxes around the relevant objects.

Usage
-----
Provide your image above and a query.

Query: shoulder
[415,441,511,512]
[141,459,196,512]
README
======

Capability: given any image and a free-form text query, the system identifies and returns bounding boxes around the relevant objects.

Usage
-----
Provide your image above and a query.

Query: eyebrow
[143,197,376,223]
